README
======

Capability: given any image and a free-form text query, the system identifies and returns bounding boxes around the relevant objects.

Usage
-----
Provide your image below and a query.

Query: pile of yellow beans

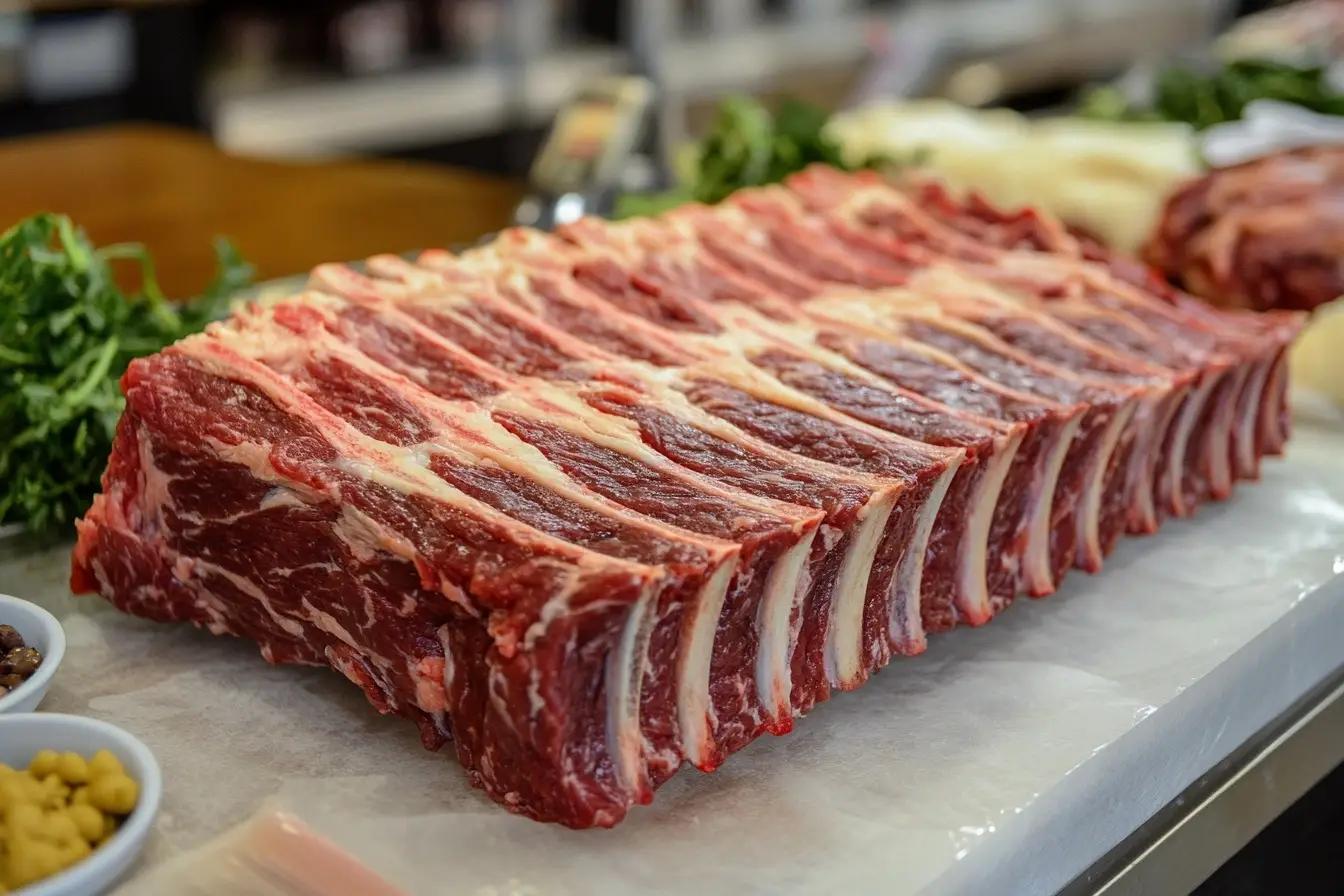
[0,750,139,892]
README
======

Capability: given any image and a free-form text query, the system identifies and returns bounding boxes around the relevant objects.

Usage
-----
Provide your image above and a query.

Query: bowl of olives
[0,714,163,894]
[0,595,66,715]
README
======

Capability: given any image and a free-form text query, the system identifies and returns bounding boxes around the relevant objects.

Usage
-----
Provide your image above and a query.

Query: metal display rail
[1066,669,1344,896]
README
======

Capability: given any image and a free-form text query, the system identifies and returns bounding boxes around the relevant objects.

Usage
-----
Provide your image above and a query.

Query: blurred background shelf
[210,46,630,158]
[0,0,1250,173]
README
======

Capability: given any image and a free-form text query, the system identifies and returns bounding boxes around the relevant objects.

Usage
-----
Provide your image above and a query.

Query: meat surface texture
[71,166,1304,829]
[1144,144,1344,314]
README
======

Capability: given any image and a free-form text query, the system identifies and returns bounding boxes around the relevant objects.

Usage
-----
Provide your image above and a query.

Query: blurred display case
[0,1,1251,172]
[209,0,1238,169]
[0,1,203,139]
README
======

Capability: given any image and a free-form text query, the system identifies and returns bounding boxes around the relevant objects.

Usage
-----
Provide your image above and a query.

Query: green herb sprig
[0,214,253,536]
[1078,59,1344,131]
[616,95,902,218]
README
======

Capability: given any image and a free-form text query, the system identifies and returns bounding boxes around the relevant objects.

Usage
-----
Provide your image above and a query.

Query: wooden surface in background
[0,124,522,296]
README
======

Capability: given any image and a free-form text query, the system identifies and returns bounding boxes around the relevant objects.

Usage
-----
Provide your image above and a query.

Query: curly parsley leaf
[1078,59,1344,130]
[616,95,911,219]
[0,215,253,536]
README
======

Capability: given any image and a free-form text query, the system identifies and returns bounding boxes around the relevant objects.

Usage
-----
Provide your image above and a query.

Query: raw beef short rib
[73,166,1304,828]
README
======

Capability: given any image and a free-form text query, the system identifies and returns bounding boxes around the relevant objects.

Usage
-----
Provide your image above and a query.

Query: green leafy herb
[0,214,253,536]
[610,187,695,220]
[1078,59,1344,130]
[616,95,903,218]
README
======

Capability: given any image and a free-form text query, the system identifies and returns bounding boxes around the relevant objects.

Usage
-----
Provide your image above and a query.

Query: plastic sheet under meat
[4,419,1344,896]
[111,804,409,896]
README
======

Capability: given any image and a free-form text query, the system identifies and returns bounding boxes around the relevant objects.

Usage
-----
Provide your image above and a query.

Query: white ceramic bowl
[0,594,66,714]
[0,713,163,896]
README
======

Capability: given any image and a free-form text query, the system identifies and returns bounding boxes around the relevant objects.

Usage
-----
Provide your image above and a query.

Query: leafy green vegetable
[611,188,695,220]
[0,214,253,536]
[1078,59,1344,130]
[616,95,902,218]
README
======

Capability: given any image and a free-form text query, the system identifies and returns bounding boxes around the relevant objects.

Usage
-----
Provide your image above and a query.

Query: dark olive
[1,647,41,677]
[0,624,23,652]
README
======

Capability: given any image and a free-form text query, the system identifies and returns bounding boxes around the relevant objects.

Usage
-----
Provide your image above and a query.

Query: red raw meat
[1144,144,1344,315]
[73,166,1304,829]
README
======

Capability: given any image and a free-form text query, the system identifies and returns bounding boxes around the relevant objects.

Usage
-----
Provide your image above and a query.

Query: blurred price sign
[517,76,656,230]
[528,76,655,197]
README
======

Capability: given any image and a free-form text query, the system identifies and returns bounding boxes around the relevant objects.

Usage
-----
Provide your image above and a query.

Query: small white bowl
[0,594,66,714]
[0,713,163,896]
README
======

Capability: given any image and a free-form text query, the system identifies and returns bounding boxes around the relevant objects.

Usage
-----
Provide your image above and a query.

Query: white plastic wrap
[4,422,1344,895]
[112,802,408,896]
[1199,99,1344,167]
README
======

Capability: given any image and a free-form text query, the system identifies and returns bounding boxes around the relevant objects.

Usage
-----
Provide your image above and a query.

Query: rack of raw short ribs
[72,165,1303,829]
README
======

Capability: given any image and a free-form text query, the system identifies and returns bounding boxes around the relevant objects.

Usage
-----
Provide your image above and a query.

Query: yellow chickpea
[40,774,70,811]
[0,777,23,812]
[5,839,63,889]
[42,810,80,845]
[58,835,92,869]
[87,774,138,816]
[54,753,89,786]
[0,749,142,889]
[87,750,125,781]
[5,773,41,806]
[27,750,59,779]
[5,803,43,836]
[4,843,57,891]
[67,804,104,843]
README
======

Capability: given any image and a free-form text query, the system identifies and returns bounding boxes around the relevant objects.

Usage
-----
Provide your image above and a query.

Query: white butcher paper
[4,411,1344,896]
